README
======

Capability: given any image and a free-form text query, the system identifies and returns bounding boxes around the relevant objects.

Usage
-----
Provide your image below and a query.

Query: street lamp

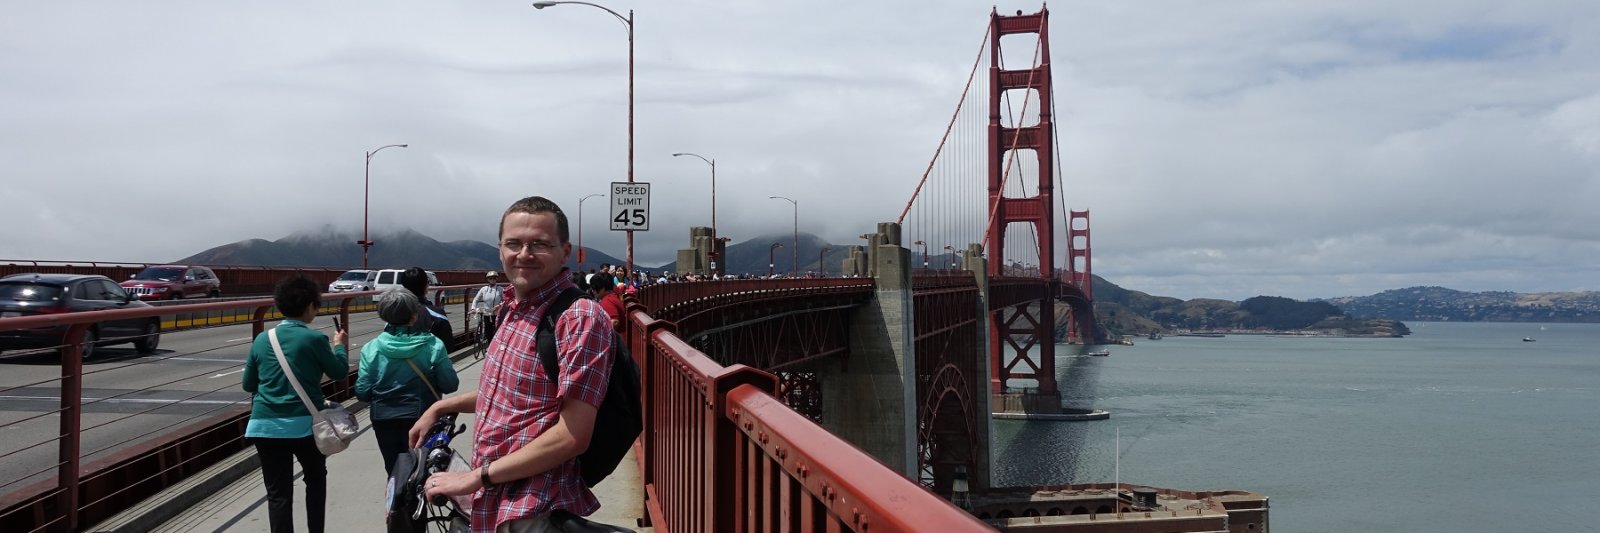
[769,196,797,275]
[533,1,634,280]
[944,244,957,269]
[360,143,408,269]
[577,193,603,270]
[913,240,929,268]
[819,246,831,277]
[671,152,716,236]
[769,242,784,278]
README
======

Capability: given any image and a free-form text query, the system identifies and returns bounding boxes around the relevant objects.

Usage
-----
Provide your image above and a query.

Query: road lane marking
[170,357,246,363]
[210,368,246,379]
[226,337,252,342]
[0,395,248,406]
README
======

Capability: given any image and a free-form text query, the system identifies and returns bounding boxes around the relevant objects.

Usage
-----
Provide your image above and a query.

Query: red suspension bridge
[0,7,1266,532]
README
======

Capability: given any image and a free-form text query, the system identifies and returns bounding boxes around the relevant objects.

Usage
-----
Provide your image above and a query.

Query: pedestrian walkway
[97,354,647,532]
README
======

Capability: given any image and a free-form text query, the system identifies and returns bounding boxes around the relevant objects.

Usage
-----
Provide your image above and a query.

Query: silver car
[327,270,376,293]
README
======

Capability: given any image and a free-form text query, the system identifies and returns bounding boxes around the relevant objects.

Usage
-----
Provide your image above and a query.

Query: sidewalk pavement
[95,353,647,532]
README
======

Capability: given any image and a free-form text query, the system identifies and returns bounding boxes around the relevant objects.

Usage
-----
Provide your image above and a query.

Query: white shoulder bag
[268,328,359,455]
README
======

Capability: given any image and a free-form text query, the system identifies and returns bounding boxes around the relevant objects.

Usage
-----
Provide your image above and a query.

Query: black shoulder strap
[536,287,589,384]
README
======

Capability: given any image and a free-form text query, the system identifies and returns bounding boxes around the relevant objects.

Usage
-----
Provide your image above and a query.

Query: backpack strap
[536,287,590,384]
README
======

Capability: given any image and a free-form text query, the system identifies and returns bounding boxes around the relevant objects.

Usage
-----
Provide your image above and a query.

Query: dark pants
[253,436,326,533]
[373,418,418,475]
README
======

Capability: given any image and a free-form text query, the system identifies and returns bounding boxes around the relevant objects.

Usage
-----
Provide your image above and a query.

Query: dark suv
[0,273,160,358]
[121,265,221,300]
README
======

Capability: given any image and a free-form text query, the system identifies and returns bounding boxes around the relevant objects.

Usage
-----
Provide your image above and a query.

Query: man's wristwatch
[480,464,494,488]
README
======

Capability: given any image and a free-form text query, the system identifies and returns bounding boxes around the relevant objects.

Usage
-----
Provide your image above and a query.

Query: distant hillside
[1322,286,1600,323]
[1089,277,1408,337]
[181,226,636,272]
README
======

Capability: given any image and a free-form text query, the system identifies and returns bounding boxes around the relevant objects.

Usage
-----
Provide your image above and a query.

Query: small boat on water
[1523,337,1536,342]
[1086,350,1111,357]
[1147,332,1163,340]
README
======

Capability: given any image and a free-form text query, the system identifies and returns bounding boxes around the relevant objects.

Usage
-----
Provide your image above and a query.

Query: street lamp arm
[366,143,409,161]
[672,152,713,167]
[533,1,631,31]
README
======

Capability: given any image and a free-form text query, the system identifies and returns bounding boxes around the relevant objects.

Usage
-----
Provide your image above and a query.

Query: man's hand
[408,408,440,448]
[332,329,348,349]
[423,469,481,501]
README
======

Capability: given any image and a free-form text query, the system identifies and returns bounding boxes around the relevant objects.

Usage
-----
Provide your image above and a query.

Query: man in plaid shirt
[415,196,614,532]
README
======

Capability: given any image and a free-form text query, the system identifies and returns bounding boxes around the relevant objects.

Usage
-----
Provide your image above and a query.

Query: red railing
[0,261,491,296]
[626,293,993,532]
[2,276,991,532]
[0,283,487,532]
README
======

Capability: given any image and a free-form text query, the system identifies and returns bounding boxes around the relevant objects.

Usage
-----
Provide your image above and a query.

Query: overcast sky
[4,1,1598,301]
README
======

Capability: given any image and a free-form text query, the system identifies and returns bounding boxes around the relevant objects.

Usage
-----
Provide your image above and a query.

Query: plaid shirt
[471,270,613,531]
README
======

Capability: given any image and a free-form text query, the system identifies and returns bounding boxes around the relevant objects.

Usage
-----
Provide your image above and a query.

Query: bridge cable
[896,24,991,226]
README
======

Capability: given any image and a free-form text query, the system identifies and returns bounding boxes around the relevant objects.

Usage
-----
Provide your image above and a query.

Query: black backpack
[534,287,643,487]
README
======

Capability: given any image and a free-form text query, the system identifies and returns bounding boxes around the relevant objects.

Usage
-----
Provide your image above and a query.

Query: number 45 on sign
[610,181,650,231]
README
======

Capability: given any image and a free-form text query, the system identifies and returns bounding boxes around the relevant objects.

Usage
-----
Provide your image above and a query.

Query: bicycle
[386,414,471,533]
[469,308,497,350]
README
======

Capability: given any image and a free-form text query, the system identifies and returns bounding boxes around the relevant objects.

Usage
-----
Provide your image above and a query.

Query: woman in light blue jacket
[356,288,458,474]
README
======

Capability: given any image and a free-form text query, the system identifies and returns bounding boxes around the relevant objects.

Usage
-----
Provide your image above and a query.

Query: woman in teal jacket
[357,288,459,474]
[242,276,348,533]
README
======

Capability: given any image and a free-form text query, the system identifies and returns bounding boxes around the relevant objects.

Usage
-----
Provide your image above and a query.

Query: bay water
[990,321,1599,532]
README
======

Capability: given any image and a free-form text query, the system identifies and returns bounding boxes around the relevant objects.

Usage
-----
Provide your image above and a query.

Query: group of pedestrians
[240,195,630,533]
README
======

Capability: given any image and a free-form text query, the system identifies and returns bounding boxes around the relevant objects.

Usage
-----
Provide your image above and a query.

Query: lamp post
[577,193,603,270]
[913,240,929,269]
[769,196,797,275]
[671,152,716,236]
[769,242,783,278]
[819,246,831,277]
[360,143,408,269]
[533,1,634,280]
[944,244,957,269]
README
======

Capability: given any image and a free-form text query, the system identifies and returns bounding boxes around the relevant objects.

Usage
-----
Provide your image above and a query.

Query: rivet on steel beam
[797,465,808,478]
[759,432,769,444]
[853,509,862,524]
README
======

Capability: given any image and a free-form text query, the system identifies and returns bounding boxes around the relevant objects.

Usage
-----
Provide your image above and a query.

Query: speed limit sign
[610,182,650,231]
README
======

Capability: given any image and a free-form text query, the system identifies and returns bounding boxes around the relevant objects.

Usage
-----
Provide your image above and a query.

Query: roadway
[0,309,473,496]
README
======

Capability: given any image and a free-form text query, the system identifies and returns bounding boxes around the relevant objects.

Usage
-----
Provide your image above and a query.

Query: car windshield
[337,271,369,281]
[0,283,63,302]
[132,267,185,281]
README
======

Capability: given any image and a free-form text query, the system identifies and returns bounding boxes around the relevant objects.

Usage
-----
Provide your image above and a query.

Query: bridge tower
[1064,209,1095,342]
[985,7,1062,406]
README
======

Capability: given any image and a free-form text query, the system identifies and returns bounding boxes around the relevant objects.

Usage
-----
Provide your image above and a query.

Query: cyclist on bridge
[469,270,504,344]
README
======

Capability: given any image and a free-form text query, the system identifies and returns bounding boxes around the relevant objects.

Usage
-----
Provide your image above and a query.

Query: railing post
[58,324,86,530]
[711,366,778,533]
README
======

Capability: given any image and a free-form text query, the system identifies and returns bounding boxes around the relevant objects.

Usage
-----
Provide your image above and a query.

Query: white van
[372,269,441,303]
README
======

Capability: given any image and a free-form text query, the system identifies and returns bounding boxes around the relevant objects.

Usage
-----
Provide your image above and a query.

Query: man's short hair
[498,196,570,243]
[572,271,590,292]
[590,272,615,293]
[399,267,430,298]
[273,275,321,317]
[377,287,420,326]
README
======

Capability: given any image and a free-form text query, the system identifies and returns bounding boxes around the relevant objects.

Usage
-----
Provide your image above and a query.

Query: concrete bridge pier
[962,243,996,492]
[821,222,917,477]
[674,226,725,277]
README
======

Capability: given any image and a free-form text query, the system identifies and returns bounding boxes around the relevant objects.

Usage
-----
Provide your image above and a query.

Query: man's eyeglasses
[500,240,559,255]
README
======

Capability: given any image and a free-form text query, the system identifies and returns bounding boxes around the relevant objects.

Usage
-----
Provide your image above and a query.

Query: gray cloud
[3,1,1597,301]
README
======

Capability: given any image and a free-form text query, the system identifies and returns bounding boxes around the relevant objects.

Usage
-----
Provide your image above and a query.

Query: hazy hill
[1088,277,1408,336]
[180,226,632,272]
[1322,286,1600,323]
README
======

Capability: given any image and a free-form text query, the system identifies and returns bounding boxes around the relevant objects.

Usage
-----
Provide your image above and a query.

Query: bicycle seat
[550,510,634,533]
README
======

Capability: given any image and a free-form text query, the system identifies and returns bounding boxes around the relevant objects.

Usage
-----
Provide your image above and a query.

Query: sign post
[610,181,651,232]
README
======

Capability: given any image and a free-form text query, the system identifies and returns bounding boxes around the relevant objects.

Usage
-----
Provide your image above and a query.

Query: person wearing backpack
[356,287,458,476]
[413,196,639,533]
